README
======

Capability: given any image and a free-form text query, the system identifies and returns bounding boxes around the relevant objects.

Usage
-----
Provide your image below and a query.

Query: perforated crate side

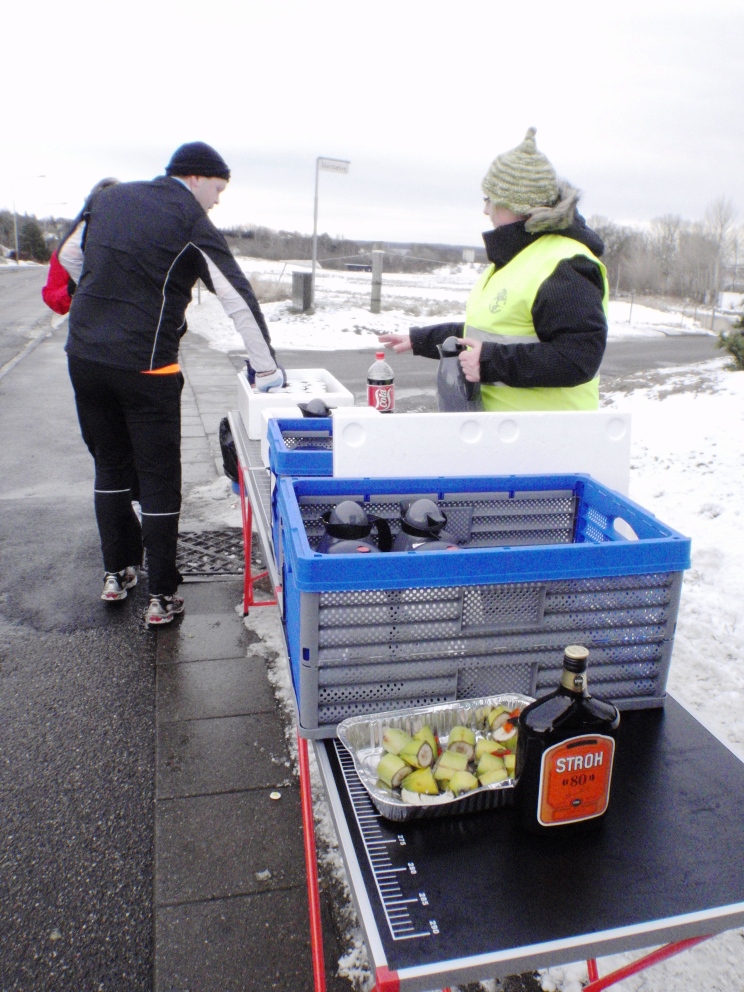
[298,490,578,551]
[292,572,683,735]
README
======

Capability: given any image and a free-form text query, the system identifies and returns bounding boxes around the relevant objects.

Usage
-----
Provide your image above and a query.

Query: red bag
[41,250,73,315]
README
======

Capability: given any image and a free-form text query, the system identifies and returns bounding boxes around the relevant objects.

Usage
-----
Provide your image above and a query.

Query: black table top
[228,409,744,985]
[317,697,744,987]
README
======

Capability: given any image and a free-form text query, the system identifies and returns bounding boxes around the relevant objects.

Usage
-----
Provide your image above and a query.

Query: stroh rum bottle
[514,645,620,834]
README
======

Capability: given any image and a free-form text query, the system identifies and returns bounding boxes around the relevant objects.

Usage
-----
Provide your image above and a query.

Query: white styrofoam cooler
[237,368,355,440]
[331,408,632,495]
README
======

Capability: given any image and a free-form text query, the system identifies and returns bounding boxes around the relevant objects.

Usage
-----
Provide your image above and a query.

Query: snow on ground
[197,263,743,992]
[536,361,744,992]
[185,258,715,355]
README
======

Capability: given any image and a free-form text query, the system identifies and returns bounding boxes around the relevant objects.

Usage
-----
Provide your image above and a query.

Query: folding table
[228,410,744,992]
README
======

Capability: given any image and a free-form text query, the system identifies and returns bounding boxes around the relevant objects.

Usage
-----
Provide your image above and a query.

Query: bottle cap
[375,351,385,359]
[563,644,589,673]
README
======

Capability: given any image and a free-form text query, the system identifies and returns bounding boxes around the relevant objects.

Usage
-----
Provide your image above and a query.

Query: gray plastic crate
[276,475,690,738]
[296,571,683,733]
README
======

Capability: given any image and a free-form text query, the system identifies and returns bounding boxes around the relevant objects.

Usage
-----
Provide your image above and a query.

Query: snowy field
[186,262,743,992]
[187,256,712,354]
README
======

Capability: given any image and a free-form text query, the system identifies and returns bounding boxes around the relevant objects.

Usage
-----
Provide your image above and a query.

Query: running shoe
[146,594,185,627]
[101,567,138,602]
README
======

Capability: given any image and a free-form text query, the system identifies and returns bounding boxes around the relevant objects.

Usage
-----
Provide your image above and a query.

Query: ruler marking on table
[335,740,432,943]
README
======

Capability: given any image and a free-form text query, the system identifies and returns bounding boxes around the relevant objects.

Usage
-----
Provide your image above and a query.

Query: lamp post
[311,157,350,307]
[12,174,46,264]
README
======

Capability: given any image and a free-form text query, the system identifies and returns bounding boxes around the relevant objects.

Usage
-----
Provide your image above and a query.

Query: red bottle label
[537,734,615,826]
[368,383,395,412]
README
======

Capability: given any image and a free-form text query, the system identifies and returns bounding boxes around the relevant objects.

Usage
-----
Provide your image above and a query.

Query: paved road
[0,319,156,990]
[0,265,51,372]
[275,332,721,412]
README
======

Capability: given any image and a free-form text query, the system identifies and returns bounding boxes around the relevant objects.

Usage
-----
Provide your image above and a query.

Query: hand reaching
[255,367,285,392]
[377,333,412,354]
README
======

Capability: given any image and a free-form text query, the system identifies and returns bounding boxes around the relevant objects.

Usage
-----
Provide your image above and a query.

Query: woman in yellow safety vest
[380,128,609,412]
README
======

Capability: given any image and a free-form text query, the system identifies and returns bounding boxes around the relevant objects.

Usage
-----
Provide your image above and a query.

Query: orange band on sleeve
[142,364,181,375]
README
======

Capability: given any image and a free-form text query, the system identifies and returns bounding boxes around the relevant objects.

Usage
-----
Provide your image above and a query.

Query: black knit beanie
[165,141,231,180]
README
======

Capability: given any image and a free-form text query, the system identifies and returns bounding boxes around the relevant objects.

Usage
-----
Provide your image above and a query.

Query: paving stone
[155,888,314,992]
[173,579,244,614]
[156,657,276,722]
[156,610,251,664]
[180,435,212,451]
[157,712,292,799]
[181,425,206,438]
[181,446,214,462]
[182,461,216,484]
[155,788,306,904]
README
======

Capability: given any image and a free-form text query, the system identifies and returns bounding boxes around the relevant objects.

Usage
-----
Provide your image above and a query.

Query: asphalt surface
[0,308,156,990]
[0,266,51,371]
[0,282,347,992]
[276,332,721,413]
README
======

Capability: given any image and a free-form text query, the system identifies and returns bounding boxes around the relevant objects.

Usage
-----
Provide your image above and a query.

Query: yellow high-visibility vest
[464,235,609,411]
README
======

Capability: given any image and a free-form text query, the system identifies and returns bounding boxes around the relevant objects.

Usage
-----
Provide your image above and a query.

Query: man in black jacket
[61,141,283,626]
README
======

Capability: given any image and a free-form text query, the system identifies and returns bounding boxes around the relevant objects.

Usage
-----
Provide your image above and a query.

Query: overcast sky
[3,0,744,246]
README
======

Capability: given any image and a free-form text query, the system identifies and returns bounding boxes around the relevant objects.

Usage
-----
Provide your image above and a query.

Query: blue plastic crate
[267,418,333,478]
[267,417,334,567]
[275,474,691,737]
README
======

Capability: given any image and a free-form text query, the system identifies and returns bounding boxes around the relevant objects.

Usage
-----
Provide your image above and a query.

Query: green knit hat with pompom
[482,128,559,214]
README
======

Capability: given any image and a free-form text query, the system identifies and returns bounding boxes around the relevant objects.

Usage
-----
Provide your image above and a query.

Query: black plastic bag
[219,416,239,484]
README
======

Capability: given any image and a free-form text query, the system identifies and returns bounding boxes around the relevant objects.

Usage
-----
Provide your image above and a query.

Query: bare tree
[677,222,717,301]
[649,215,682,291]
[705,196,737,301]
[587,216,642,294]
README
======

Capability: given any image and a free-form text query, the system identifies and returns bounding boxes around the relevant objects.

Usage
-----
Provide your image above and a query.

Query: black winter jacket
[409,215,607,389]
[65,177,276,373]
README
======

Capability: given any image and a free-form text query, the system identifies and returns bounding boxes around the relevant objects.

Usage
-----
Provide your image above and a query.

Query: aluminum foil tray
[337,694,534,821]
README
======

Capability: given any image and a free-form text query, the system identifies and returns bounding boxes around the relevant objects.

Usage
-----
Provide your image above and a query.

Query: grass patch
[249,273,292,303]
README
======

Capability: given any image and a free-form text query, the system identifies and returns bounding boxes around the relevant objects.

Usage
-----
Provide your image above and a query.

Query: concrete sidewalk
[153,331,349,991]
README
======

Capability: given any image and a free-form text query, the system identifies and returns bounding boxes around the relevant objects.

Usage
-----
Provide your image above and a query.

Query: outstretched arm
[191,215,278,379]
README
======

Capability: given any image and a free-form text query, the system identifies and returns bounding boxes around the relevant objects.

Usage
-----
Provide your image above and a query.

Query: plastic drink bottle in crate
[367,351,394,413]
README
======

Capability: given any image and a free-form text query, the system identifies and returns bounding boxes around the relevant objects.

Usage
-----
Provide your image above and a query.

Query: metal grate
[176,529,245,576]
[283,434,333,451]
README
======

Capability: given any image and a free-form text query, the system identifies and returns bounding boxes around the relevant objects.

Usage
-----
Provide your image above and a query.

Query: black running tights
[68,355,184,596]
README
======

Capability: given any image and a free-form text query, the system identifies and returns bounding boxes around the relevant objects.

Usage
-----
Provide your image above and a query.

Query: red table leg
[298,733,327,992]
[370,970,452,992]
[238,467,277,614]
[584,935,712,991]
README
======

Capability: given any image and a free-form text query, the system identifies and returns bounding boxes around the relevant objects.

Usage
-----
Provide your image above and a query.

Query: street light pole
[311,157,350,308]
[311,161,320,306]
[12,199,20,265]
[11,174,46,264]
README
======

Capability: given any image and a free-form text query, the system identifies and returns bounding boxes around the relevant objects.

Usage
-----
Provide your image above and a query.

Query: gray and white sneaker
[101,567,138,602]
[146,594,185,627]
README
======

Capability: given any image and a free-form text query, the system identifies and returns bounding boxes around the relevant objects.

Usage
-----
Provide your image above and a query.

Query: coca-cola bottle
[367,351,395,413]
